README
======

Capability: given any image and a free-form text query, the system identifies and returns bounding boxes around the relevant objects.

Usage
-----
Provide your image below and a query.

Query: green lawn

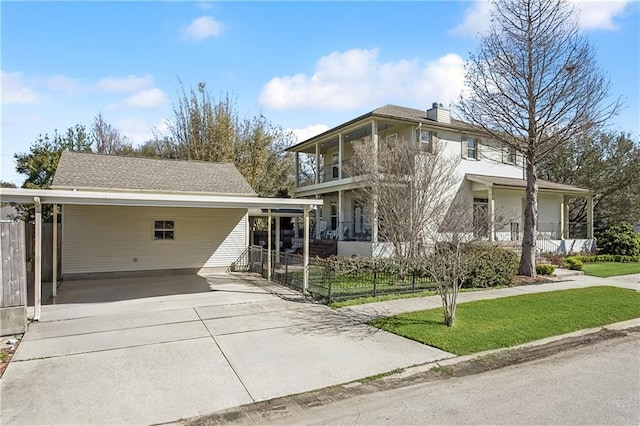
[370,286,640,355]
[582,262,640,278]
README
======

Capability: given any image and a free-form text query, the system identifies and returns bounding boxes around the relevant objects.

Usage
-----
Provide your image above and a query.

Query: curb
[394,317,640,380]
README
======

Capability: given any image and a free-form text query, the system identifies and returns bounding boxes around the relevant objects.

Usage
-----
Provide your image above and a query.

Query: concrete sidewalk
[337,270,640,323]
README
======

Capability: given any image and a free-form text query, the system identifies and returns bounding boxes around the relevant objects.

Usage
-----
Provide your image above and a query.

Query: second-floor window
[420,130,432,152]
[467,138,478,159]
[332,153,339,179]
[506,145,517,164]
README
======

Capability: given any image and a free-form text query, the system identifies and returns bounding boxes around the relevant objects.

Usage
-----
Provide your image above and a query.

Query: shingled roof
[52,152,256,196]
[286,104,478,151]
[466,174,591,193]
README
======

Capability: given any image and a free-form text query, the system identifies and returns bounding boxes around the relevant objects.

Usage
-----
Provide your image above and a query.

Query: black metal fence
[230,246,436,303]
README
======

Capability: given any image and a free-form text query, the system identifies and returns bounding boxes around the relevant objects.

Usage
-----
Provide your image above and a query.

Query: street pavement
[269,332,640,425]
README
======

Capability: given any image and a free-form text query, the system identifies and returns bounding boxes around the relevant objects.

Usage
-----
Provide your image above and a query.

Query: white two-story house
[287,103,594,257]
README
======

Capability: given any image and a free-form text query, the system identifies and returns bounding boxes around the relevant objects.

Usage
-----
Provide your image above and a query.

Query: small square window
[507,146,517,164]
[154,220,175,240]
[467,138,478,159]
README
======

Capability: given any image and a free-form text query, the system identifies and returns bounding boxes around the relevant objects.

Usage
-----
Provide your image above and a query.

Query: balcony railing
[296,159,360,188]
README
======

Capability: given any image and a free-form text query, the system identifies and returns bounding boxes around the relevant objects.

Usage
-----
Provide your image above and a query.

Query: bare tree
[425,203,480,326]
[92,113,131,154]
[458,0,620,276]
[349,137,461,257]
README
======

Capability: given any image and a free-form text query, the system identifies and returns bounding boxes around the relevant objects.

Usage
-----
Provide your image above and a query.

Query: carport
[0,187,321,320]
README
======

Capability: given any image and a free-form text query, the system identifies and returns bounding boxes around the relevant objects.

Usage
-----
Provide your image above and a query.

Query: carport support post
[52,203,57,297]
[267,209,272,281]
[303,208,310,294]
[275,216,280,264]
[34,197,42,321]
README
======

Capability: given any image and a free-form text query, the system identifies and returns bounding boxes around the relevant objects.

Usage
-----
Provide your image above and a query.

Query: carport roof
[52,151,256,196]
[0,188,322,210]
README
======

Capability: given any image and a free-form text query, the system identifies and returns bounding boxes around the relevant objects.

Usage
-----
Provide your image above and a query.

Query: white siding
[62,205,247,275]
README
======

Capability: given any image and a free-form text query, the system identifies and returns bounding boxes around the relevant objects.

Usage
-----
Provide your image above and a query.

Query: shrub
[563,254,640,264]
[540,253,564,267]
[536,264,555,275]
[564,256,584,271]
[463,245,519,288]
[596,224,640,256]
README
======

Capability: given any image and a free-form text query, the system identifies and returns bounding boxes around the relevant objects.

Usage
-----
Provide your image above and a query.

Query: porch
[467,174,596,253]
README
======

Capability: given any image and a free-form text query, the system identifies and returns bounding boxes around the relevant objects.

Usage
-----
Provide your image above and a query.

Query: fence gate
[1,221,28,335]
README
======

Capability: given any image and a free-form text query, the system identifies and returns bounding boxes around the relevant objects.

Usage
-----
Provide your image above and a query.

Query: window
[332,152,339,179]
[473,198,488,238]
[505,145,517,164]
[419,130,433,152]
[467,138,478,159]
[154,220,174,240]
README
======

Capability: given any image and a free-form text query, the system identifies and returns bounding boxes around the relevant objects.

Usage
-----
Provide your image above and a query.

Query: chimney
[426,102,451,124]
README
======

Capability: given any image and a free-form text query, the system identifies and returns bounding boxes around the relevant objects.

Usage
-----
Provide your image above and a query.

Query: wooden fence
[1,221,27,309]
[25,223,62,286]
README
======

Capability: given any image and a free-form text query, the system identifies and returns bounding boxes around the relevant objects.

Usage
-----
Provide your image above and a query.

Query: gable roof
[466,174,592,194]
[287,104,478,151]
[52,151,256,196]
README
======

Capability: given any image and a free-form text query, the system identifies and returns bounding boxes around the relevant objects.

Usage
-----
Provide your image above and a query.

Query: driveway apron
[1,274,452,425]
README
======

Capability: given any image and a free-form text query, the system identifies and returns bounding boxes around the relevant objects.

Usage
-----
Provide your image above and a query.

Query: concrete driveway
[1,273,452,425]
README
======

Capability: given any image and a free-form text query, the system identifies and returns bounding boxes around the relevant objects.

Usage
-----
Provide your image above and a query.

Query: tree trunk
[519,153,538,276]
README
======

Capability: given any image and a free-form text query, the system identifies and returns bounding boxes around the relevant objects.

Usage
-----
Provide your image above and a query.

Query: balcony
[296,159,359,189]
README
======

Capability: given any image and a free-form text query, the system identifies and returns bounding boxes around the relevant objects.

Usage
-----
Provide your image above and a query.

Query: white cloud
[576,1,629,30]
[288,124,330,142]
[449,1,493,37]
[45,74,84,94]
[182,16,224,42]
[116,117,167,145]
[96,74,154,93]
[1,71,40,105]
[259,48,465,111]
[450,0,630,36]
[116,88,168,109]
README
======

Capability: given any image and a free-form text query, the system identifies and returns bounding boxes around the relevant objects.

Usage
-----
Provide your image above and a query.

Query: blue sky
[2,1,638,185]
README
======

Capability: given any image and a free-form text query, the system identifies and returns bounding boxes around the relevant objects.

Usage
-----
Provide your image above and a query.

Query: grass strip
[370,286,640,355]
[582,262,640,278]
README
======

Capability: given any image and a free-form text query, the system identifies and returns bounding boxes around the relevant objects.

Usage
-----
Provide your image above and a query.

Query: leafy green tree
[0,181,17,188]
[539,131,640,228]
[13,125,92,220]
[166,82,294,197]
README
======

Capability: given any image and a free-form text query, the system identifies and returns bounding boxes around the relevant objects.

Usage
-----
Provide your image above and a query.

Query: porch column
[34,197,42,321]
[315,143,320,184]
[564,197,570,238]
[338,133,343,180]
[52,203,58,298]
[315,195,322,238]
[295,152,300,188]
[303,208,310,294]
[275,216,281,264]
[267,209,272,281]
[586,195,594,238]
[488,187,495,242]
[559,196,565,240]
[338,190,344,240]
[293,216,299,238]
[371,120,379,244]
